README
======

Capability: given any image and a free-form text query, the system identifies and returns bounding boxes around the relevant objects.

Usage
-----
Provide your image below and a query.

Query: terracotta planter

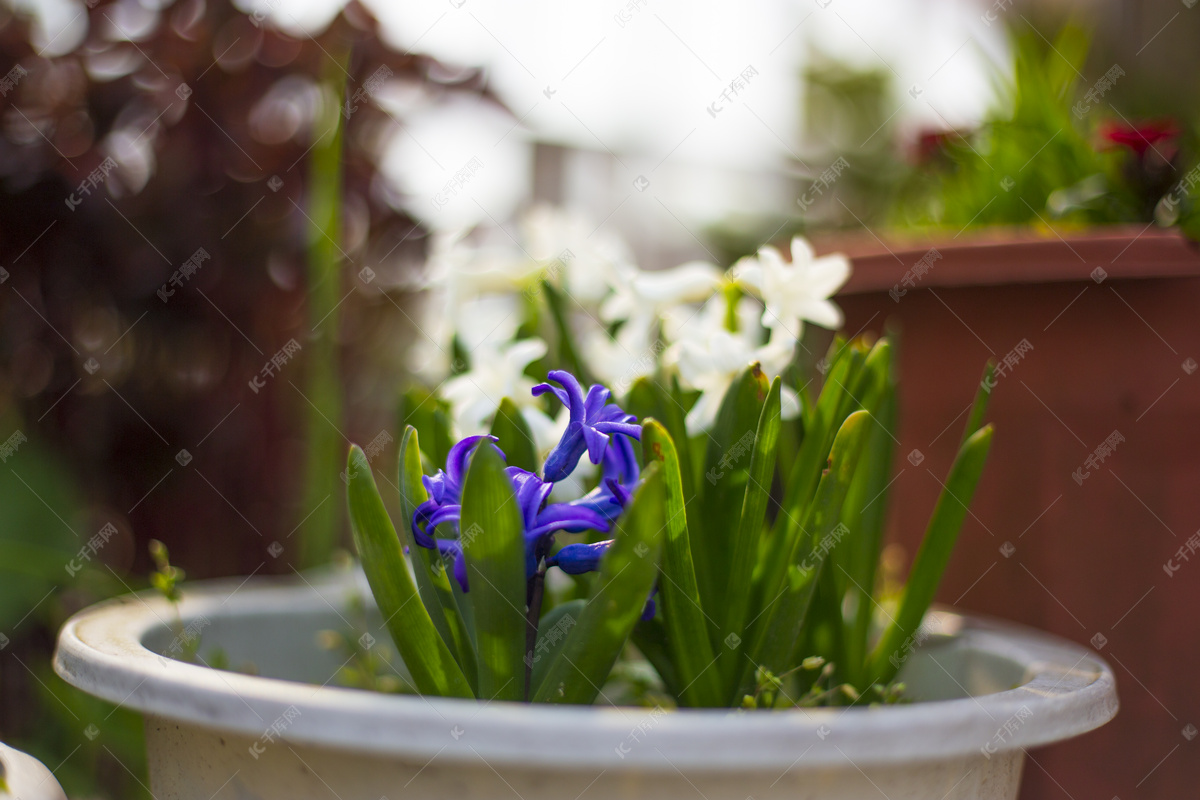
[54,571,1117,800]
[817,225,1200,800]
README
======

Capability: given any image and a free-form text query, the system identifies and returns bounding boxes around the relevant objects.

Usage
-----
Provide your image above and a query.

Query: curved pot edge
[52,571,1119,772]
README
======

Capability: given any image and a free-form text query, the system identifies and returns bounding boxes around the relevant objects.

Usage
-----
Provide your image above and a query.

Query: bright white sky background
[15,0,1009,243]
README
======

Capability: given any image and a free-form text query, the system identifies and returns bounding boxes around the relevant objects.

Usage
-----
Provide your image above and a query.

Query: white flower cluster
[407,206,851,442]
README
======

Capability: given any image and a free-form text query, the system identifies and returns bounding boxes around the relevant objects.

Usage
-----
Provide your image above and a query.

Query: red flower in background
[1098,119,1179,158]
[912,128,960,165]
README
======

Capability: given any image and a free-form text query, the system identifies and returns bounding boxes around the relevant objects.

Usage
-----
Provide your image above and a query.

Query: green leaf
[488,398,539,473]
[823,339,893,683]
[534,464,666,704]
[642,420,721,708]
[867,424,994,686]
[297,52,349,570]
[838,379,896,688]
[697,365,770,616]
[540,280,590,384]
[398,387,454,468]
[531,599,586,694]
[719,377,782,692]
[754,343,866,624]
[961,361,996,449]
[396,426,478,691]
[346,445,473,699]
[770,343,865,541]
[459,443,528,702]
[626,376,696,508]
[631,618,680,698]
[739,410,872,696]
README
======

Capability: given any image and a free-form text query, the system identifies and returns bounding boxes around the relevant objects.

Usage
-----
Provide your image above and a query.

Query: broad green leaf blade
[346,445,473,699]
[397,426,478,691]
[643,420,721,708]
[698,365,770,616]
[740,410,872,696]
[489,398,539,473]
[459,443,528,702]
[534,465,666,705]
[719,377,782,691]
[531,599,586,694]
[867,424,994,686]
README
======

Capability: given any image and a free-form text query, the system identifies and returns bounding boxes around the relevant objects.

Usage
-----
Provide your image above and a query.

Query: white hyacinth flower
[581,315,662,397]
[599,260,723,329]
[441,337,548,437]
[407,293,523,383]
[520,205,634,305]
[732,236,850,340]
[666,296,800,436]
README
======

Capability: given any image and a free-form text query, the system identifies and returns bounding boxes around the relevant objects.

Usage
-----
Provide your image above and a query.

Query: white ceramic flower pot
[54,570,1116,800]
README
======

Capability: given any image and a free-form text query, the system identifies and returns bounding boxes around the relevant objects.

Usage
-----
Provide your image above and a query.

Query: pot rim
[53,570,1118,771]
[816,226,1200,294]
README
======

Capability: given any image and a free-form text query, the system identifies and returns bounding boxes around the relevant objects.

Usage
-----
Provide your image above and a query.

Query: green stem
[298,50,349,568]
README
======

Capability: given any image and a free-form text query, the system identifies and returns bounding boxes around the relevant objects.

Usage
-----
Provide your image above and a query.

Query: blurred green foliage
[893,23,1189,231]
[0,415,149,798]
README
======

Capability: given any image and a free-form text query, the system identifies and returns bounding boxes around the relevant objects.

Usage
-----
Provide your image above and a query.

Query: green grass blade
[530,599,586,694]
[346,445,473,698]
[824,340,892,681]
[541,280,590,384]
[396,426,478,691]
[631,617,681,698]
[960,361,996,448]
[698,365,769,616]
[489,397,539,473]
[626,376,697,514]
[643,420,721,708]
[534,464,665,704]
[459,443,528,702]
[840,385,896,687]
[297,50,349,569]
[753,345,865,621]
[867,424,995,686]
[398,387,454,469]
[740,410,871,696]
[719,377,782,691]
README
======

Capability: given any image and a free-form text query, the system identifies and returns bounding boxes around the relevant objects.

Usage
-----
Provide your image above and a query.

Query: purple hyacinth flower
[411,434,501,547]
[533,370,641,483]
[508,467,611,578]
[429,467,613,593]
[546,540,612,574]
[569,433,640,523]
[547,540,657,620]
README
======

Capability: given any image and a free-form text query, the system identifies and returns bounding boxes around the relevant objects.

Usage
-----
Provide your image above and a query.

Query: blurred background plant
[888,23,1197,232]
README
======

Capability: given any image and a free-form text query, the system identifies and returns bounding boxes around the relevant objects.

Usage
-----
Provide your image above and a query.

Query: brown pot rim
[809,225,1200,295]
